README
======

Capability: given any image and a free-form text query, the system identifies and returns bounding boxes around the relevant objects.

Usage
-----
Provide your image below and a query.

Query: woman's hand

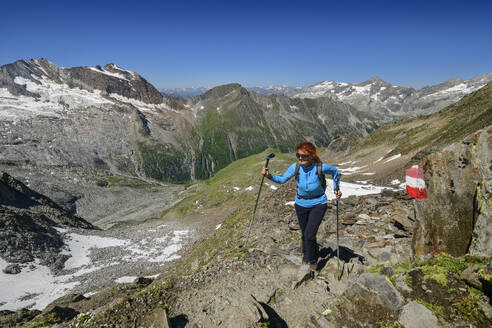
[262,167,270,178]
[334,189,342,200]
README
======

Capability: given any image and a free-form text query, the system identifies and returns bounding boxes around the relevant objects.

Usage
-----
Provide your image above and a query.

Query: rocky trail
[161,181,420,327]
[164,183,490,328]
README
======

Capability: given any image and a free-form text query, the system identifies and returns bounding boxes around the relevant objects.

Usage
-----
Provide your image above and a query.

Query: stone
[478,297,492,320]
[306,310,335,328]
[70,294,86,303]
[381,266,394,277]
[2,264,21,274]
[460,264,483,290]
[413,128,491,257]
[398,301,438,328]
[134,276,153,286]
[393,273,413,293]
[281,254,303,265]
[141,306,171,328]
[469,179,492,257]
[293,264,313,289]
[242,294,268,323]
[344,273,404,311]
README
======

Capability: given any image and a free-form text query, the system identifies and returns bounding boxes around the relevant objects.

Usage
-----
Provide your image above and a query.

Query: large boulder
[344,273,404,311]
[398,301,439,328]
[412,127,491,257]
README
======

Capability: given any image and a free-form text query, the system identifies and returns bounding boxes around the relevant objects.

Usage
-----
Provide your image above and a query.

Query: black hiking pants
[294,203,327,265]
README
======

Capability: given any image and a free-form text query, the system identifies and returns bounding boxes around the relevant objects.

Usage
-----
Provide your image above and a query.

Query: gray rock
[469,179,492,257]
[381,266,394,277]
[141,306,171,328]
[293,264,314,289]
[478,297,492,320]
[70,294,86,303]
[398,301,438,328]
[344,273,404,311]
[413,128,491,257]
[306,310,335,328]
[393,273,413,293]
[2,264,21,274]
[460,264,484,290]
[281,254,303,265]
[242,294,268,323]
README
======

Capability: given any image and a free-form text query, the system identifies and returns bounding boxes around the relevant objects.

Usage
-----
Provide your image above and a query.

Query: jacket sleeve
[269,163,296,184]
[322,164,342,190]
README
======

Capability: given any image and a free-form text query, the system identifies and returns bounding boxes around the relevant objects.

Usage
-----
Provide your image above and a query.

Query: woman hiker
[262,142,342,271]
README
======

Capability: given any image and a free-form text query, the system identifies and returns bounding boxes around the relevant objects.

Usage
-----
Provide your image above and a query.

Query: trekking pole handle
[265,153,275,168]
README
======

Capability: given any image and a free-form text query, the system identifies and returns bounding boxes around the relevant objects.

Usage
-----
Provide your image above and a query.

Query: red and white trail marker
[406,165,427,200]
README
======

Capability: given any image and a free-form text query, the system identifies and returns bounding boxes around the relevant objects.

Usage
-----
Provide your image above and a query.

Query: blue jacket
[269,162,341,208]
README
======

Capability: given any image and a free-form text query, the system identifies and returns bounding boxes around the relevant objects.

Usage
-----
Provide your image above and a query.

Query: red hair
[297,142,321,163]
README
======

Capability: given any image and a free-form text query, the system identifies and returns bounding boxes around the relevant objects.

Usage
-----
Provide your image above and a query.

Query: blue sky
[1,0,491,89]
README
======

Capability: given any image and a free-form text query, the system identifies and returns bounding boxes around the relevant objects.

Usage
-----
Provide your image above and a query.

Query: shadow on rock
[318,245,365,270]
[259,302,288,328]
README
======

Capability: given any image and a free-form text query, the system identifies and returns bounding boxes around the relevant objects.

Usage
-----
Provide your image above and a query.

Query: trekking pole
[245,153,275,246]
[336,198,340,274]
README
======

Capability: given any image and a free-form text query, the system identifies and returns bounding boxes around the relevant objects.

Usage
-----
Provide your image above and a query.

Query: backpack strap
[316,161,327,191]
[295,162,300,183]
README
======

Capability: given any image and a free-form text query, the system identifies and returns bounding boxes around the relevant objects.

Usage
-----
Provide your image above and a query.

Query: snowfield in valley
[0,225,191,311]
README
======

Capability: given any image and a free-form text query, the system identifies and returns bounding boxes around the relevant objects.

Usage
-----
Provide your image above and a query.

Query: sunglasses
[296,153,311,160]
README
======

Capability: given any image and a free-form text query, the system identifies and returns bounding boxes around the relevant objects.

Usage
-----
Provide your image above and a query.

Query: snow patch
[1,76,112,121]
[0,227,190,311]
[325,180,393,200]
[122,230,189,264]
[384,154,401,162]
[0,259,79,311]
[64,234,127,270]
[339,166,367,173]
[108,93,169,113]
[115,276,137,284]
[88,66,129,81]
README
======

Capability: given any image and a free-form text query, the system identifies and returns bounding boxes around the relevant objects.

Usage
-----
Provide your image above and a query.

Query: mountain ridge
[293,74,492,118]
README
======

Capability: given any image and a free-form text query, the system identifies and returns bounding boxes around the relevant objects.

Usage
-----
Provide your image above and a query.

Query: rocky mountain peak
[0,59,164,105]
[197,82,247,100]
[365,76,386,83]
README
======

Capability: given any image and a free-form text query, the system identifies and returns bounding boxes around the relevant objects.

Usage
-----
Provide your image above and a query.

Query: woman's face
[296,149,312,166]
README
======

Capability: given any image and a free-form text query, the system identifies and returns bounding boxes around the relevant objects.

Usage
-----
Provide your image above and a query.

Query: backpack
[295,161,327,191]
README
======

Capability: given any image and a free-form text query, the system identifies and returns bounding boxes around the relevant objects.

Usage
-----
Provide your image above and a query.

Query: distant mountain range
[0,58,490,213]
[293,75,492,116]
[162,74,492,119]
[161,85,303,98]
[161,87,211,98]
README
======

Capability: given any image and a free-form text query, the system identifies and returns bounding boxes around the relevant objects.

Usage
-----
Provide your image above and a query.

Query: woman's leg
[295,204,310,262]
[304,204,328,264]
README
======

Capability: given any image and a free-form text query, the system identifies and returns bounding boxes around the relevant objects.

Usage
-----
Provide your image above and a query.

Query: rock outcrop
[0,172,94,271]
[412,127,492,257]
